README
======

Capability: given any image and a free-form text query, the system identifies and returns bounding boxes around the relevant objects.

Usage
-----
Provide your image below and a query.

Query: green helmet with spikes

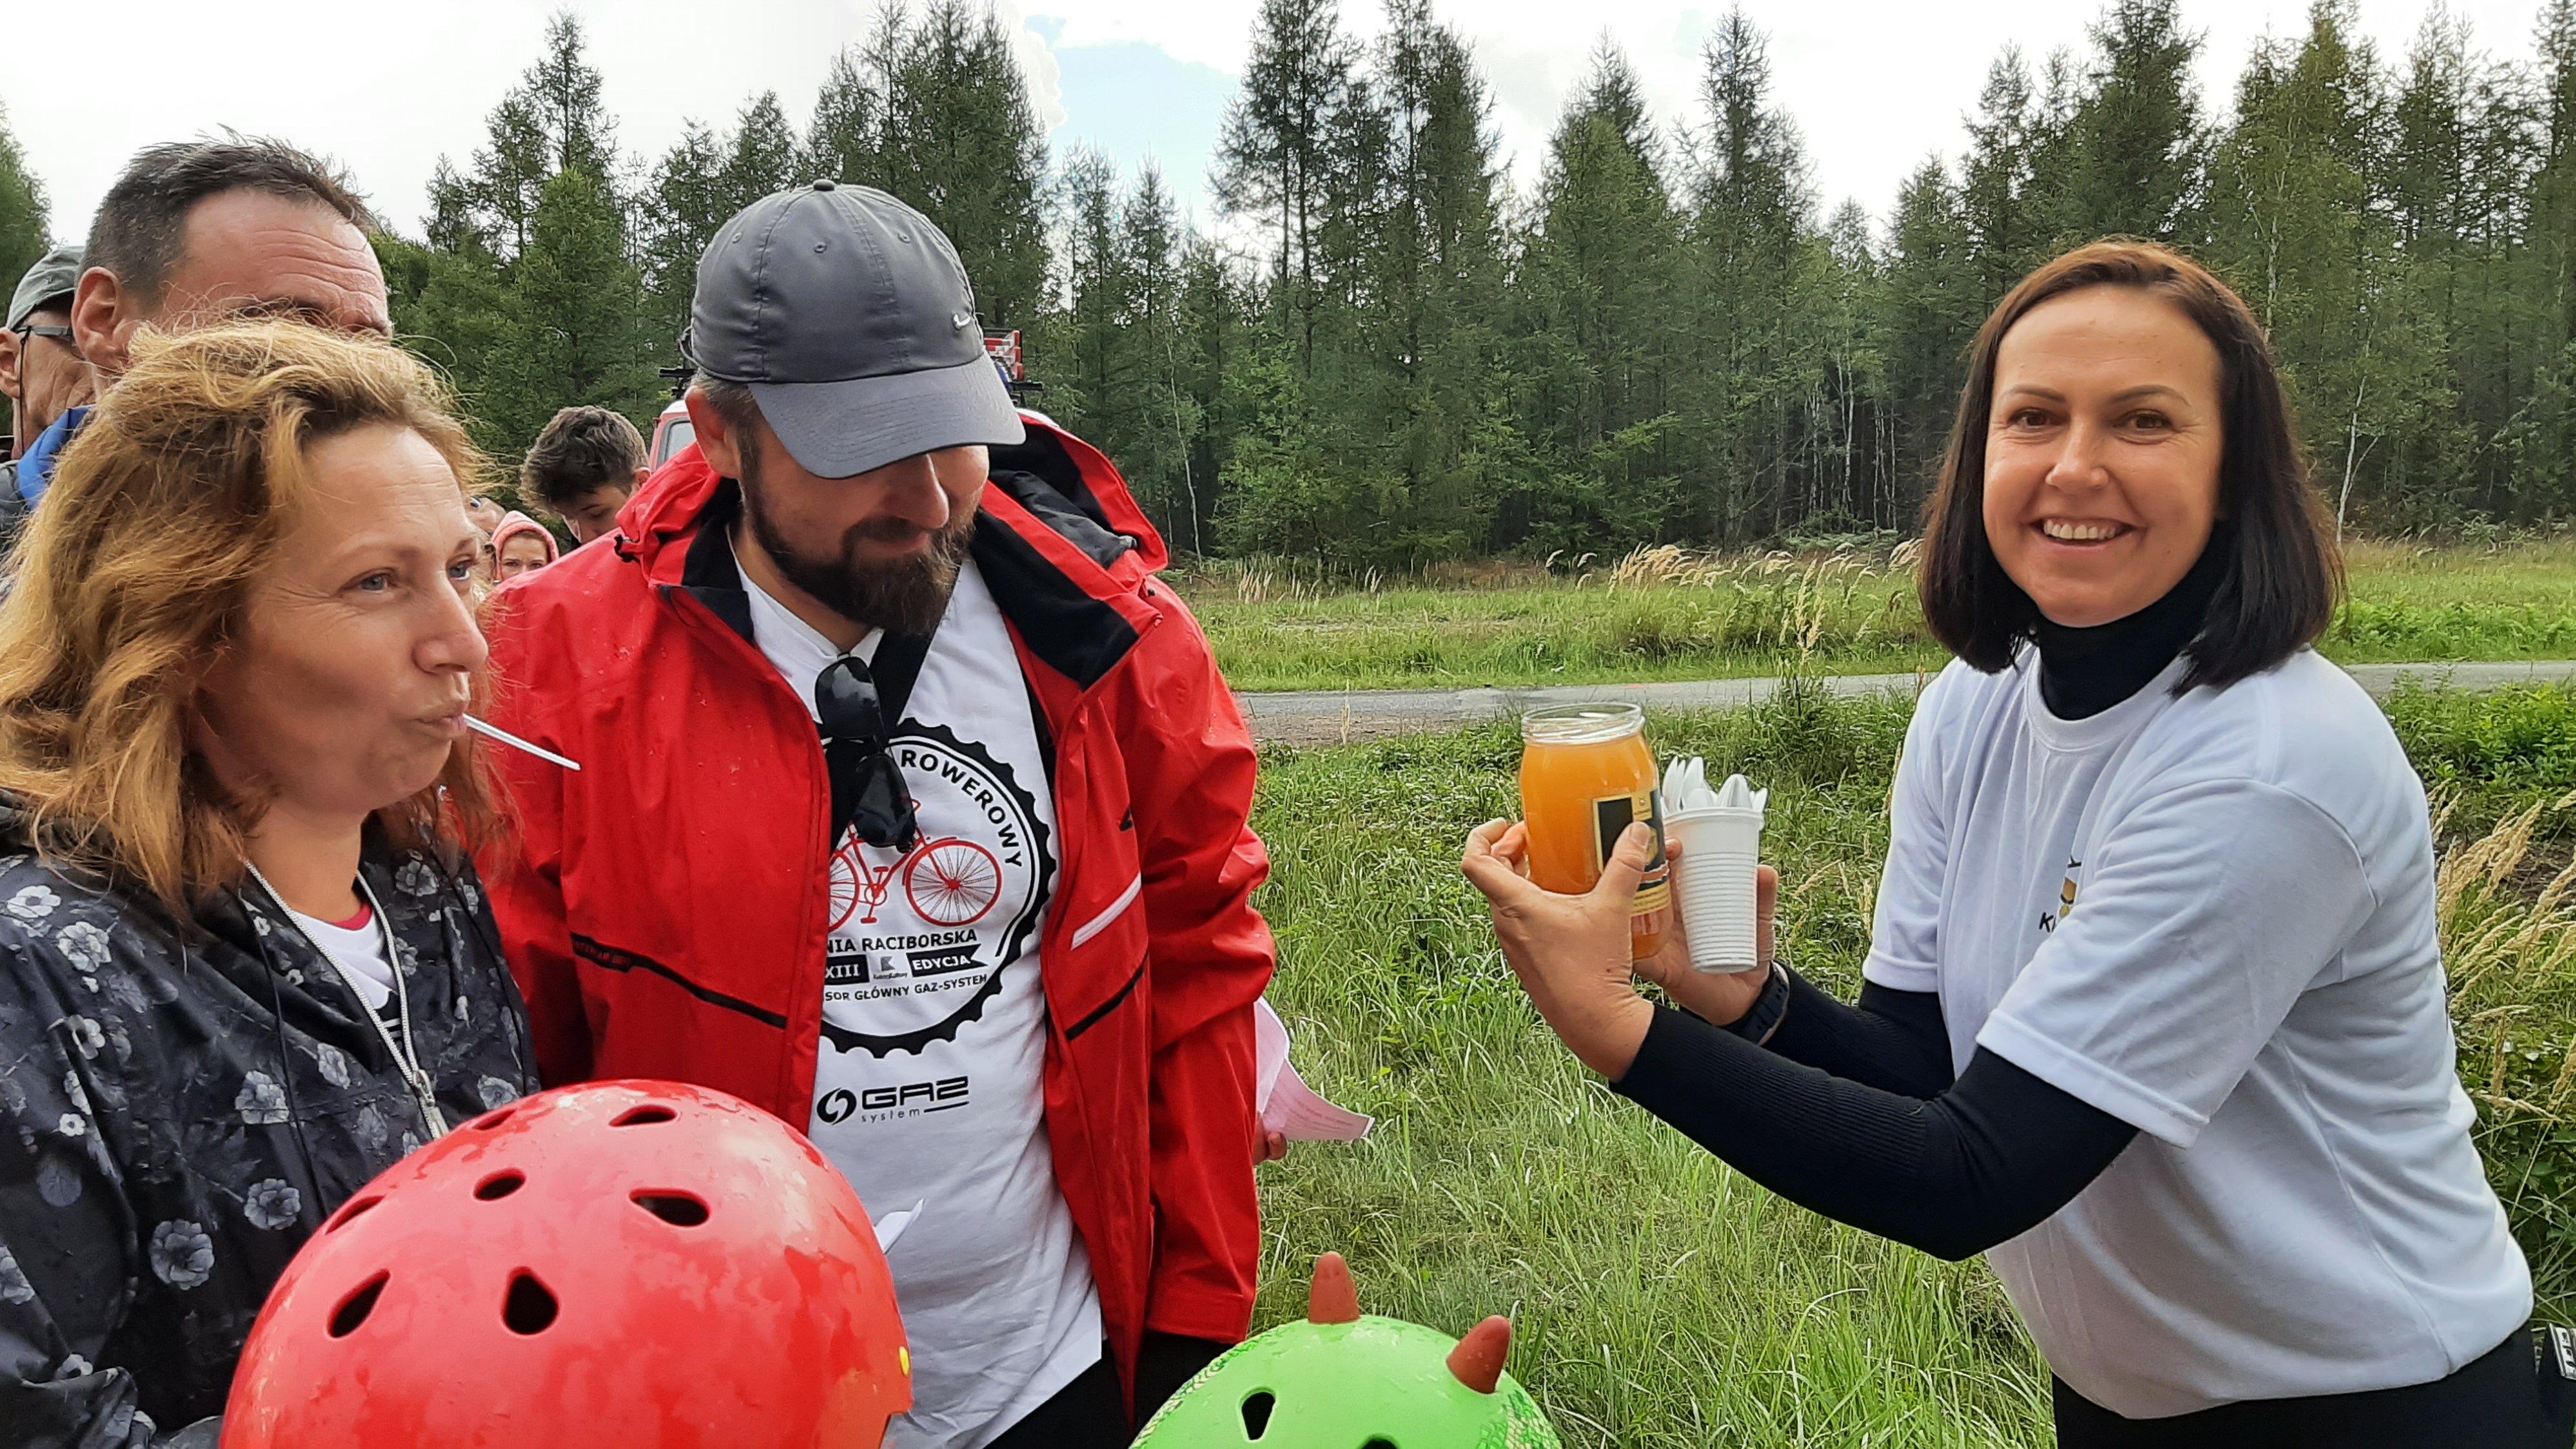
[1130,1253,1560,1449]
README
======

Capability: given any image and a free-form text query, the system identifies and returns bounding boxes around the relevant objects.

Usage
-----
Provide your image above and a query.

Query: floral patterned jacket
[0,812,538,1446]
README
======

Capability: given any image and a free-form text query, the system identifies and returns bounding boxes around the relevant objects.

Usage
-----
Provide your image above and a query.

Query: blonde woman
[0,321,537,1446]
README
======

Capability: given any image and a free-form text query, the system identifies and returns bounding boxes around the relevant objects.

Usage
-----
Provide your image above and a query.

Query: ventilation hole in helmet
[473,1170,525,1201]
[502,1271,558,1335]
[1239,1390,1276,1439]
[611,1105,675,1127]
[470,1107,516,1131]
[327,1196,382,1233]
[328,1272,388,1338]
[1361,1440,1396,1449]
[632,1191,709,1227]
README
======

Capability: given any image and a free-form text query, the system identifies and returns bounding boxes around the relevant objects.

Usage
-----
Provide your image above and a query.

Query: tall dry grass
[2438,794,2576,1308]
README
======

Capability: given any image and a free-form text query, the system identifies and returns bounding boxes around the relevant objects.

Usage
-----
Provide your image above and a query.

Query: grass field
[1245,679,2576,1446]
[1183,538,2576,694]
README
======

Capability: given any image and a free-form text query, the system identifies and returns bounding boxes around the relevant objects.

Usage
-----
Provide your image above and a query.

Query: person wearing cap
[3,246,89,459]
[4,139,388,537]
[0,246,95,547]
[479,181,1275,1448]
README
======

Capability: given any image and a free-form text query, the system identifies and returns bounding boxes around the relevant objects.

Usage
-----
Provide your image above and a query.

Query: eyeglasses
[816,656,920,854]
[10,323,77,354]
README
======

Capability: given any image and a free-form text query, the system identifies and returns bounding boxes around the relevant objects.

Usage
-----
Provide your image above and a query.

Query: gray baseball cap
[683,181,1022,479]
[8,244,83,332]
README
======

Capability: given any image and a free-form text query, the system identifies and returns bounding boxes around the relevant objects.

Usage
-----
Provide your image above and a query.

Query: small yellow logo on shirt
[2039,859,2080,933]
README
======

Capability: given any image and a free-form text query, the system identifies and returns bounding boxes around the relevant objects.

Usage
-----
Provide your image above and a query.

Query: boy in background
[522,404,650,545]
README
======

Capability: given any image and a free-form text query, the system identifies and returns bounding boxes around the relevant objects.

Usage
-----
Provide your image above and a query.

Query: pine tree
[1360,0,1506,554]
[2204,1,2377,325]
[2205,0,2432,531]
[2501,0,2576,514]
[803,49,885,188]
[1175,238,1249,554]
[1881,157,1977,518]
[2055,0,2206,243]
[2388,9,2477,257]
[446,12,623,260]
[2014,47,2089,254]
[1057,147,1131,451]
[379,231,521,468]
[722,92,802,206]
[643,121,728,341]
[1510,41,1682,550]
[1119,164,1208,553]
[2388,8,2534,516]
[875,0,1050,328]
[1960,49,2045,296]
[1680,8,1816,540]
[2534,0,2576,346]
[1214,0,1358,375]
[636,90,809,352]
[494,167,660,450]
[519,12,619,178]
[397,13,649,470]
[1809,199,1888,526]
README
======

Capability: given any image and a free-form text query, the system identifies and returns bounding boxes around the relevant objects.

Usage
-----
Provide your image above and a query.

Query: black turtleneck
[2033,537,2227,719]
[1604,552,2242,1262]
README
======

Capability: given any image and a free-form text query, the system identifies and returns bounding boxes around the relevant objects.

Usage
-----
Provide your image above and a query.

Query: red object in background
[220,1081,911,1449]
[650,396,695,469]
[981,327,1024,383]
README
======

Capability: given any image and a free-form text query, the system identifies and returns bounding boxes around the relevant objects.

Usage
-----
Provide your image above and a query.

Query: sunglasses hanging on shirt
[815,636,935,854]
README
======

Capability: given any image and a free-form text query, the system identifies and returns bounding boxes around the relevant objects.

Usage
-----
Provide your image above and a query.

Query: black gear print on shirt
[818,963,1009,1057]
[817,721,1054,1059]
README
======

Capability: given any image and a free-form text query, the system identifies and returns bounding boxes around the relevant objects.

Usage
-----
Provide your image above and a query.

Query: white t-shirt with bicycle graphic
[739,549,1101,1449]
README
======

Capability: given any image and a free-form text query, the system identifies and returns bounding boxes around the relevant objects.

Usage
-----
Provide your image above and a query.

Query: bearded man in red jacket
[477,181,1275,1448]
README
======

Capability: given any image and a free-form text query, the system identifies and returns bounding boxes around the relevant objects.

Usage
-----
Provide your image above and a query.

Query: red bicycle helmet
[222,1080,910,1448]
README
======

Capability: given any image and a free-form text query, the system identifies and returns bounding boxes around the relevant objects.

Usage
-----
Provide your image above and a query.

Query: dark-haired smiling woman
[1464,243,2565,1446]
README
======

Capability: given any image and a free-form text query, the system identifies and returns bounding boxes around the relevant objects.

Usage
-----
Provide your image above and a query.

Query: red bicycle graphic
[907,839,1002,924]
[831,836,1004,930]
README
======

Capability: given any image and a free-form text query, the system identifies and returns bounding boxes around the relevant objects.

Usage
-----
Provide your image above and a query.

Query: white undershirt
[286,903,397,1016]
[739,548,1099,1449]
[1867,650,2529,1417]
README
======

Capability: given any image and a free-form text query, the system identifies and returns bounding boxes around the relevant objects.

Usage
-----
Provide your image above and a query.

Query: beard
[738,440,973,636]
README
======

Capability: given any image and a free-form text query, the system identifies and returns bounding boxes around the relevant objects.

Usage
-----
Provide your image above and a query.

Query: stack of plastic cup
[1660,756,1767,974]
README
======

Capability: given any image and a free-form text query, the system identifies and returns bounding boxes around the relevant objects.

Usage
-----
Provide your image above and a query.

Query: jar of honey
[1518,703,1670,961]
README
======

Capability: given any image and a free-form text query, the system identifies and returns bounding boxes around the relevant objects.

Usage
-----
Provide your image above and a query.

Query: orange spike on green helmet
[1131,1253,1559,1448]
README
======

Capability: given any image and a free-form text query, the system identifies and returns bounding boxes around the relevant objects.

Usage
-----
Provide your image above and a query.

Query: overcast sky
[4,0,2559,252]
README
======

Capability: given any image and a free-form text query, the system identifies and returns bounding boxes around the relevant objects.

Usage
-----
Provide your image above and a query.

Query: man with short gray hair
[8,137,389,523]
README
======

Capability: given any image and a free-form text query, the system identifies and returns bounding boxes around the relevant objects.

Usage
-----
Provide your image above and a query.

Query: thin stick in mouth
[463,715,583,772]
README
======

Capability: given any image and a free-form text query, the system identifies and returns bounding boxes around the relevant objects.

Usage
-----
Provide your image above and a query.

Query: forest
[2,0,2572,566]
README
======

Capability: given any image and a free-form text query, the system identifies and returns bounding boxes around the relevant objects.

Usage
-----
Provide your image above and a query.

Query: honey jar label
[1593,790,1671,913]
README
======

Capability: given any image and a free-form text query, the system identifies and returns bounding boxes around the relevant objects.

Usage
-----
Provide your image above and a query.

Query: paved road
[1236,659,2576,746]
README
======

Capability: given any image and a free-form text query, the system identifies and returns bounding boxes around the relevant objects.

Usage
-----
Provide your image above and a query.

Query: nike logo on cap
[953,312,974,330]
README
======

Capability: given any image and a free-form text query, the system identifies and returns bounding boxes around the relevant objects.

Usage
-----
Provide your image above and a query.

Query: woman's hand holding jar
[1462,820,1777,1078]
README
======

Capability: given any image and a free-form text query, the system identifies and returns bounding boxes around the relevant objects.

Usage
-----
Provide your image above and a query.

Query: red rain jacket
[475,416,1275,1393]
